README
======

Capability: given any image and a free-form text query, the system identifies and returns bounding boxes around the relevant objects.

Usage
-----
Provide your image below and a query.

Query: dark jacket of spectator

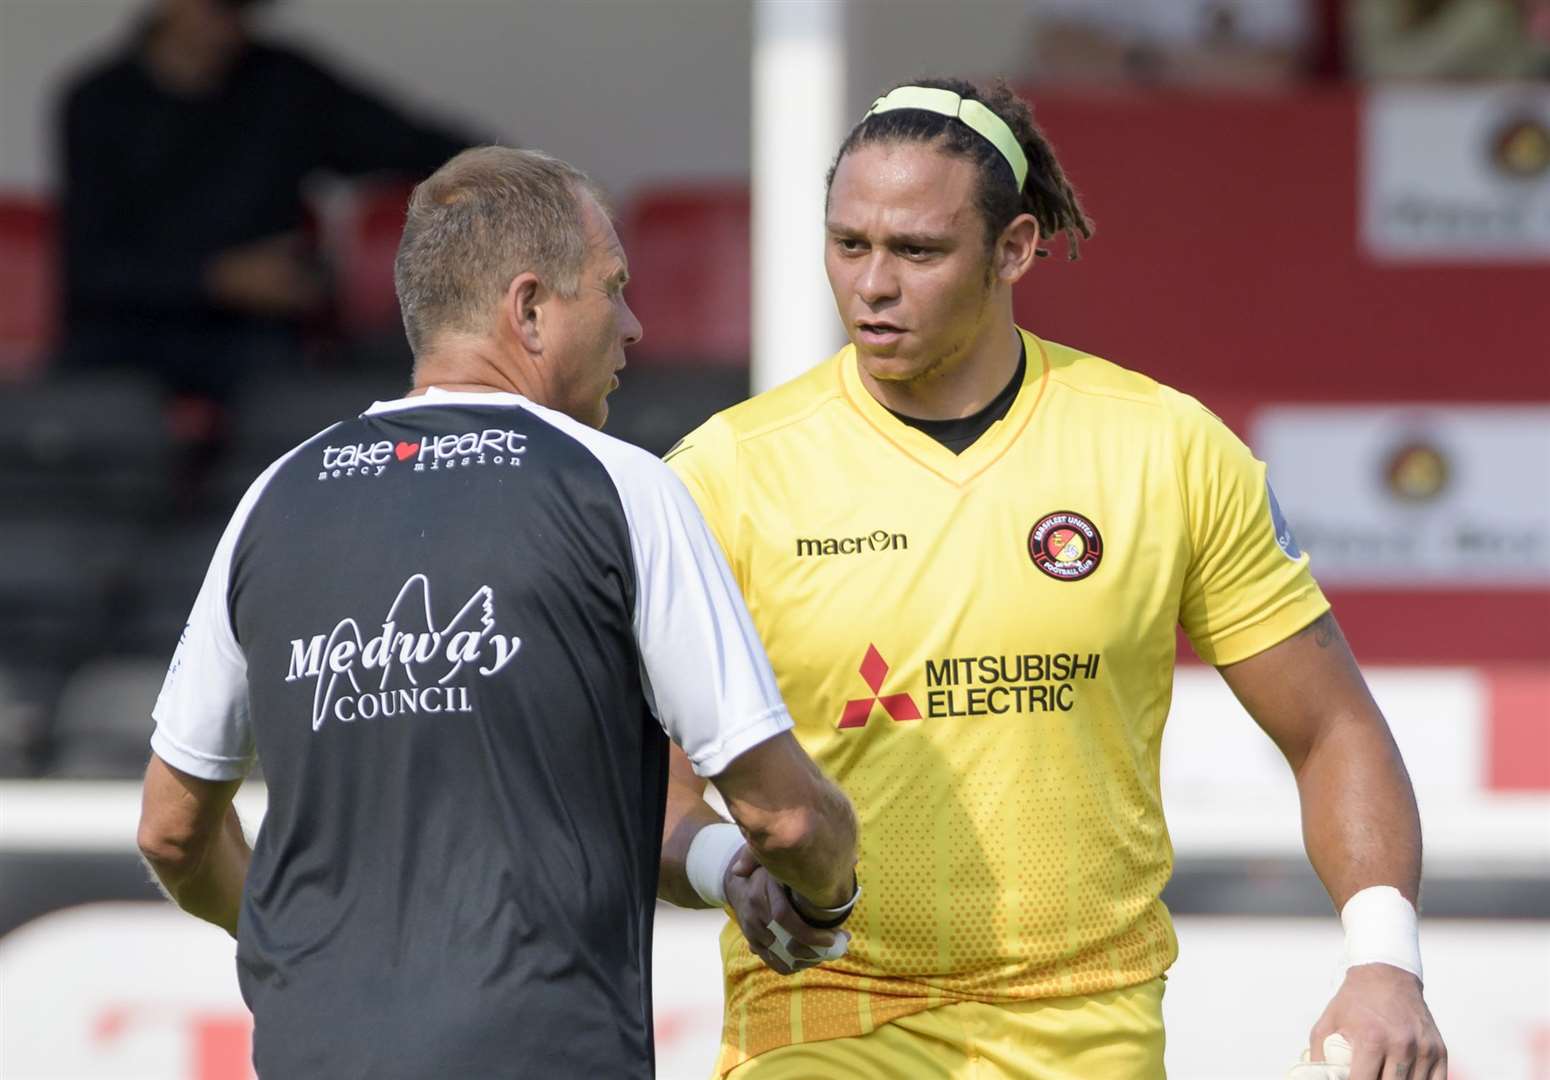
[57,27,473,398]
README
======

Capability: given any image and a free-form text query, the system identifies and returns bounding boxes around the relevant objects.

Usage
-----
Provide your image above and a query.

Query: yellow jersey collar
[836,326,1050,487]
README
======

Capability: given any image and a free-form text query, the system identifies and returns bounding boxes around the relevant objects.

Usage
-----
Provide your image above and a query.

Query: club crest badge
[1028,511,1103,581]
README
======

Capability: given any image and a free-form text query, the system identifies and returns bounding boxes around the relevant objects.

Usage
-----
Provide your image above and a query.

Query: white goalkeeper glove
[1287,1034,1353,1079]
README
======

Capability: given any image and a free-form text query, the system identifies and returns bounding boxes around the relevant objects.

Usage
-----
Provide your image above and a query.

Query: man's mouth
[856,320,905,344]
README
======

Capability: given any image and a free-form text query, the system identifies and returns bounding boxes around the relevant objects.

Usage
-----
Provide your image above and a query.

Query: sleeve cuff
[1190,586,1331,667]
[689,706,794,778]
[149,726,252,782]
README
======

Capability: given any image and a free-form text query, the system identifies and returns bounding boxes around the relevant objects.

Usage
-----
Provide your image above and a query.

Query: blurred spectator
[1027,0,1314,88]
[54,0,476,406]
[1349,0,1550,79]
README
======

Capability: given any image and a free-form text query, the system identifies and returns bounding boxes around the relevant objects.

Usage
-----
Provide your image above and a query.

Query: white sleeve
[150,531,252,780]
[624,463,793,776]
[514,404,794,776]
[558,437,788,777]
[149,449,302,780]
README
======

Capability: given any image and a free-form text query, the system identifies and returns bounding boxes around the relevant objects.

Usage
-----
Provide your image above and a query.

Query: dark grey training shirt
[152,389,791,1079]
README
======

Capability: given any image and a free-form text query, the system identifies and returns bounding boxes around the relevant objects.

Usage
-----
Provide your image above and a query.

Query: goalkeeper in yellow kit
[656,76,1447,1080]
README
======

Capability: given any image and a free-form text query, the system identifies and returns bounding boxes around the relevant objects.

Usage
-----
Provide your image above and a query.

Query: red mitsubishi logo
[838,644,922,729]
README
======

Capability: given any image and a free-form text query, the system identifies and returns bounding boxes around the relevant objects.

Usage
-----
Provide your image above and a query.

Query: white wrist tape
[1287,1034,1353,1079]
[768,919,850,969]
[686,823,745,907]
[1341,885,1422,982]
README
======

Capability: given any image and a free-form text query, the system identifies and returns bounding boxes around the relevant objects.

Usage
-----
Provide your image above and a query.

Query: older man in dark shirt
[56,0,475,401]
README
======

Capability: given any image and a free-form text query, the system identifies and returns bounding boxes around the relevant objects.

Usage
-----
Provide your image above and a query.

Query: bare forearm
[1219,613,1444,1068]
[743,779,858,909]
[1220,612,1422,909]
[1294,713,1421,909]
[709,733,859,910]
[146,806,251,936]
[659,786,727,909]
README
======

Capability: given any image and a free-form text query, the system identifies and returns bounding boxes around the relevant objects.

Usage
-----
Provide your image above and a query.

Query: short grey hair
[393,146,605,355]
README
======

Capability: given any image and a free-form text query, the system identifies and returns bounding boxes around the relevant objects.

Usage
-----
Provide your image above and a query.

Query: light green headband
[864,86,1029,190]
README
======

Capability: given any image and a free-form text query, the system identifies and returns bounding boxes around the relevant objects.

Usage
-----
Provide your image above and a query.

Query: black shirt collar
[886,338,1027,455]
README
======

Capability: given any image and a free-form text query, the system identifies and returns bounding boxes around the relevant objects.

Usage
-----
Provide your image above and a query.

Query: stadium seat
[329,179,418,337]
[45,657,166,779]
[0,194,58,381]
[0,513,140,670]
[115,518,227,658]
[616,185,750,366]
[0,664,51,778]
[221,370,405,492]
[0,371,174,515]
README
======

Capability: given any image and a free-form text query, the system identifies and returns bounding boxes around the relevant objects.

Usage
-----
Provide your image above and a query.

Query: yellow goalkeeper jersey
[667,330,1328,1073]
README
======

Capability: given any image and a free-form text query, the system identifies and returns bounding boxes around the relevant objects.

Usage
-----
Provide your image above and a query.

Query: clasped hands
[722,847,851,976]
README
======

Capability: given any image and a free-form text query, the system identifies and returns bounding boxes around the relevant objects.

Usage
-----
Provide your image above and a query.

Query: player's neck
[861,319,1022,421]
[408,337,534,400]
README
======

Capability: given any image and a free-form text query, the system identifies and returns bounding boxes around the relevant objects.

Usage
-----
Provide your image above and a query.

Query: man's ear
[504,272,543,353]
[995,213,1041,285]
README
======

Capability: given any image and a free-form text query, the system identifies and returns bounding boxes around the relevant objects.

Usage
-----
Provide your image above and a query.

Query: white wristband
[1341,885,1422,982]
[686,823,745,907]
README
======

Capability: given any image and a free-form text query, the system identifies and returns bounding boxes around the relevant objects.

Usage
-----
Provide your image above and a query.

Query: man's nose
[856,252,899,306]
[620,299,643,347]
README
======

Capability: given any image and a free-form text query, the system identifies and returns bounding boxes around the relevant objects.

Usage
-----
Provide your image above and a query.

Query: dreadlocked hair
[826,76,1092,261]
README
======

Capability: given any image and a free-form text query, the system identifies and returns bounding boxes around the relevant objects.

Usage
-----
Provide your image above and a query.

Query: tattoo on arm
[1298,612,1337,648]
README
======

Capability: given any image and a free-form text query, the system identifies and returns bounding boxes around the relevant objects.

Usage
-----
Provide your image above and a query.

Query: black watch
[783,875,861,930]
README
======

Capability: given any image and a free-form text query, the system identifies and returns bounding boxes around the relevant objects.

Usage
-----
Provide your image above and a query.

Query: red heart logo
[394,441,420,461]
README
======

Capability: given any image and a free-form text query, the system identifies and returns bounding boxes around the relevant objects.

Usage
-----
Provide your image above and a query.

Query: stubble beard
[868,279,991,393]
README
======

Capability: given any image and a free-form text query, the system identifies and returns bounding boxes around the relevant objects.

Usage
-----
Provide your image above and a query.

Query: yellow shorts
[722,978,1165,1080]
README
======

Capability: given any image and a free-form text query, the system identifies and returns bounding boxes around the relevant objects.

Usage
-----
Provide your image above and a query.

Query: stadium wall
[2,906,1545,1080]
[3,669,1545,1078]
[1,0,1033,200]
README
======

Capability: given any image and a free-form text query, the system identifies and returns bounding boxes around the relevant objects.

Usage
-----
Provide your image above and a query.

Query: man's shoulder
[241,39,323,72]
[60,48,140,109]
[516,397,678,491]
[700,352,845,445]
[663,354,841,505]
[1037,335,1210,428]
[222,40,341,97]
[1040,336,1166,404]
